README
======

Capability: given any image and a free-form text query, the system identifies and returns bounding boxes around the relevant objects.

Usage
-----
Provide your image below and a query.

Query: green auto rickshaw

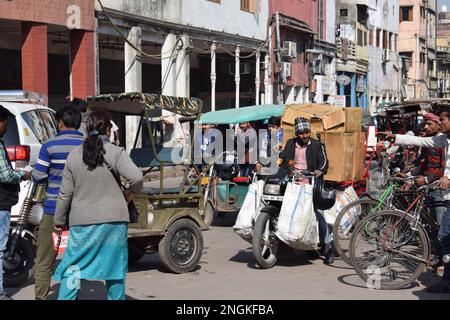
[198,104,285,223]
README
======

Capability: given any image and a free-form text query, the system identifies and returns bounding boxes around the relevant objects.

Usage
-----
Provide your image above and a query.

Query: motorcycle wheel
[252,210,279,269]
[3,237,36,287]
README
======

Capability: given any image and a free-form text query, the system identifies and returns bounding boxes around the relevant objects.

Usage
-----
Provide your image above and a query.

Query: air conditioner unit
[382,49,390,62]
[229,63,251,75]
[282,41,297,59]
[281,62,292,82]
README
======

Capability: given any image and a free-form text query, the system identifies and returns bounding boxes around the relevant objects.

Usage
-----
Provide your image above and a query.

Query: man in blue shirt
[32,105,84,300]
[0,105,31,300]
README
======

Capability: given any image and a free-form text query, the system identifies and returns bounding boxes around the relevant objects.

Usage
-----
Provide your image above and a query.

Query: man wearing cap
[279,117,334,264]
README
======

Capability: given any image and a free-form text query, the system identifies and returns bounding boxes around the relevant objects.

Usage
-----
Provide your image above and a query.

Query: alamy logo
[366,265,381,290]
[66,265,81,290]
[66,5,81,30]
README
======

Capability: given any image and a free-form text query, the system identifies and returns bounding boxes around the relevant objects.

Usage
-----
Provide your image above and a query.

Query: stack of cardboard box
[281,104,364,182]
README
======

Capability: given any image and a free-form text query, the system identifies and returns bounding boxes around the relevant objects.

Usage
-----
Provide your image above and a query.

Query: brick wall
[0,0,94,30]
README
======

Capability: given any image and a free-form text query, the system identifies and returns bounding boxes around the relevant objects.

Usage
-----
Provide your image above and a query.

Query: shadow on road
[229,248,316,269]
[127,252,202,275]
[47,280,138,300]
[211,212,238,227]
[412,271,450,300]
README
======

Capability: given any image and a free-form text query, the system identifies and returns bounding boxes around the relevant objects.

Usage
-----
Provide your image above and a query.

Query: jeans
[315,210,332,245]
[430,189,445,227]
[440,205,450,281]
[0,210,11,295]
[58,278,125,300]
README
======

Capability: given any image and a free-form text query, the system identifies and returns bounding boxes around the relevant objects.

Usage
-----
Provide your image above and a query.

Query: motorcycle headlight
[264,184,281,195]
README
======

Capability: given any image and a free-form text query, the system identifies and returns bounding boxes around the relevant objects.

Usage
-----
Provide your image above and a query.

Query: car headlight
[264,184,281,195]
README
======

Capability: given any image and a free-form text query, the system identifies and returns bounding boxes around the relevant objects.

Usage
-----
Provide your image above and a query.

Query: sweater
[31,130,84,215]
[53,139,144,227]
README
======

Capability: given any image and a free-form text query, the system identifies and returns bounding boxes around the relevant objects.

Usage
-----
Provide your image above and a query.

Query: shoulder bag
[104,160,139,224]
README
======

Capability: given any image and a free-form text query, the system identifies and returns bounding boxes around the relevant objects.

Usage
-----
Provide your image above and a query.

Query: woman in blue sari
[53,110,143,300]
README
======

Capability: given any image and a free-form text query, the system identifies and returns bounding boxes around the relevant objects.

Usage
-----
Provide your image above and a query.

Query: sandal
[426,281,450,293]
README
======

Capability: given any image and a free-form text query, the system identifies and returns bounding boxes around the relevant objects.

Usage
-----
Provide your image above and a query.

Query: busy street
[6,214,450,300]
[2,0,450,304]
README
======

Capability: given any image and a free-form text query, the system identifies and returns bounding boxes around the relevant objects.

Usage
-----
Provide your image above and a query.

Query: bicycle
[348,180,441,290]
[333,176,416,266]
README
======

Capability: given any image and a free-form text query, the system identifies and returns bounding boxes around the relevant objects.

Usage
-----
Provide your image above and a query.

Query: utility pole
[275,11,283,104]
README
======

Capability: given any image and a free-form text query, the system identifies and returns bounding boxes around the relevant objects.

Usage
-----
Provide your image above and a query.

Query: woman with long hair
[53,110,143,300]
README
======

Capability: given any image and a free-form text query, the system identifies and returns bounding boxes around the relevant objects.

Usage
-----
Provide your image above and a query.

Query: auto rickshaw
[86,92,208,273]
[198,104,285,223]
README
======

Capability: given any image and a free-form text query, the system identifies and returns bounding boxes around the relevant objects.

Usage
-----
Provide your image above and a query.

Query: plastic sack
[275,182,319,250]
[323,186,358,225]
[233,180,265,242]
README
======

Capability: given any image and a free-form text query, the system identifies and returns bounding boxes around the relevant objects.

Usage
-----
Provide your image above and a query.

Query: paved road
[6,213,450,300]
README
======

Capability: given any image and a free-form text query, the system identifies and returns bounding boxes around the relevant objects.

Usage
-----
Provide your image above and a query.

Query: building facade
[367,0,401,114]
[0,0,95,106]
[335,0,370,108]
[398,0,436,99]
[268,0,337,105]
[437,9,450,98]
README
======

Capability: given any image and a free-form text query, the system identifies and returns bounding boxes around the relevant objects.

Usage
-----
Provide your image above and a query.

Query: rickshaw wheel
[158,219,204,274]
[201,202,215,227]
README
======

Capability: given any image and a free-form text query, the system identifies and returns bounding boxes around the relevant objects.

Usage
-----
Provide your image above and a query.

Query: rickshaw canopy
[199,104,285,124]
[86,92,203,117]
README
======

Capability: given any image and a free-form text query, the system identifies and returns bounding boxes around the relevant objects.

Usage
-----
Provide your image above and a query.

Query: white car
[0,91,57,224]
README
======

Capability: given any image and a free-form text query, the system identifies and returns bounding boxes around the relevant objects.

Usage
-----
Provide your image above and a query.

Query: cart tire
[158,219,203,274]
[3,237,35,287]
[252,210,279,269]
[201,202,215,227]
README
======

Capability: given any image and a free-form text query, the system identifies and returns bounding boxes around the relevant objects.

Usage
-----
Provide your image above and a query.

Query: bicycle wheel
[350,210,430,290]
[333,199,386,266]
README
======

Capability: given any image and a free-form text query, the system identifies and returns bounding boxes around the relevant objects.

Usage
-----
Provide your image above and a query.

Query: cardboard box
[316,131,364,182]
[281,103,362,137]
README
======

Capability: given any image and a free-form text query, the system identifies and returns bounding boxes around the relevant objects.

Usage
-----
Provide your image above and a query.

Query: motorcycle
[252,168,333,269]
[3,182,44,287]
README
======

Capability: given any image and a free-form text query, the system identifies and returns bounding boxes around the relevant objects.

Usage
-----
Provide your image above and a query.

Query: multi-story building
[398,0,436,99]
[268,0,336,105]
[437,9,450,98]
[0,0,95,106]
[427,0,438,97]
[367,0,401,114]
[96,0,269,112]
[335,0,370,108]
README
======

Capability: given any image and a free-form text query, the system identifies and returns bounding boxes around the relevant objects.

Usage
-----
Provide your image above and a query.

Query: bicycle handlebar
[417,180,440,192]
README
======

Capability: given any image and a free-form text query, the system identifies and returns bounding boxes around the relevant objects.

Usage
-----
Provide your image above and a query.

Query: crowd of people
[1,98,450,299]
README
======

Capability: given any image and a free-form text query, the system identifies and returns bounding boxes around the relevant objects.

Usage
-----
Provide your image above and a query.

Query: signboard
[334,95,346,107]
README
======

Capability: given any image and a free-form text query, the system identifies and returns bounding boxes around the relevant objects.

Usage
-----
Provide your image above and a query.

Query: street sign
[336,74,351,86]
[334,95,346,107]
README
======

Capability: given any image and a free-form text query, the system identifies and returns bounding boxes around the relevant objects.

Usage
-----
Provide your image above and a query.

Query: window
[400,52,413,69]
[357,4,368,25]
[394,34,398,52]
[383,30,388,49]
[389,32,393,50]
[369,29,374,46]
[3,115,20,147]
[400,6,413,22]
[357,29,363,46]
[340,9,348,17]
[420,52,426,64]
[240,0,253,12]
[207,0,221,2]
[420,6,425,20]
[21,110,57,144]
[318,0,324,40]
[376,29,381,47]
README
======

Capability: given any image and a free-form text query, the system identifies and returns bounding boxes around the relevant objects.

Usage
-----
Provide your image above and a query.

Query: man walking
[32,105,84,300]
[0,105,31,300]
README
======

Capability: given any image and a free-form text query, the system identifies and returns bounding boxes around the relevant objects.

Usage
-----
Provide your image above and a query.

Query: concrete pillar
[255,51,260,105]
[70,29,95,100]
[21,22,48,103]
[125,26,142,152]
[351,73,357,107]
[176,35,190,98]
[235,46,240,108]
[94,18,100,95]
[210,42,217,111]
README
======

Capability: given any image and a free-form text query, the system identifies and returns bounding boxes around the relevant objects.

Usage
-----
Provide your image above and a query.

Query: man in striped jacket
[32,105,84,300]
